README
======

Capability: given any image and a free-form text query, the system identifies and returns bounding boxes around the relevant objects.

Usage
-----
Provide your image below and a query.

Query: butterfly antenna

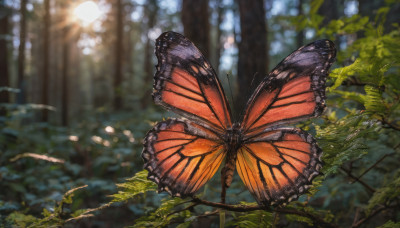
[250,72,259,89]
[238,72,259,121]
[226,73,237,120]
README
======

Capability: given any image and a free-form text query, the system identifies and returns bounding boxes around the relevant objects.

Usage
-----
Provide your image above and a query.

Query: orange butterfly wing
[142,119,226,196]
[144,33,336,205]
[237,40,335,205]
[154,32,232,133]
[241,40,336,135]
[236,128,322,205]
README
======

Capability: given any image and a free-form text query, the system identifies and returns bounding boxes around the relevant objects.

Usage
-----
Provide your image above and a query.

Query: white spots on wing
[199,67,207,75]
[290,52,317,65]
[307,46,315,50]
[276,70,289,79]
[288,194,298,202]
[160,122,168,130]
[143,153,150,160]
[310,160,316,166]
[325,40,331,46]
[170,44,201,59]
[308,172,319,181]
[307,134,313,142]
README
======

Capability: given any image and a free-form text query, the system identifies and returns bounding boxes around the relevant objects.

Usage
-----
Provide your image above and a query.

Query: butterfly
[142,31,336,206]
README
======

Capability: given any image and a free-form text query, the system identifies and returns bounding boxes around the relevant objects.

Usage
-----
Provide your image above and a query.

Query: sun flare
[73,1,101,26]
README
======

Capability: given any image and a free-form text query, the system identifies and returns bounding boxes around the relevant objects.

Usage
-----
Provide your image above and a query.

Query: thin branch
[381,118,400,131]
[340,167,376,193]
[167,202,199,217]
[351,205,396,228]
[191,197,339,228]
[351,153,395,183]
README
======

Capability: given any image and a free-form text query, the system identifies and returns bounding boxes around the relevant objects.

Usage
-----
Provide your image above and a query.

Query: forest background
[0,0,400,227]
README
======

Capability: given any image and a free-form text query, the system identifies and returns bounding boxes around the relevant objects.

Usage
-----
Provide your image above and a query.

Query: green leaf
[112,170,157,202]
[227,210,273,228]
[132,197,191,228]
[367,170,400,212]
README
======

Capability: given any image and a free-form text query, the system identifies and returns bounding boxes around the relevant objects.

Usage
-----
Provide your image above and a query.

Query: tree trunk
[17,0,27,104]
[236,0,268,113]
[42,0,50,122]
[215,0,224,73]
[0,1,10,115]
[318,0,339,26]
[181,0,210,59]
[114,0,123,110]
[296,0,304,47]
[141,0,158,108]
[61,26,69,126]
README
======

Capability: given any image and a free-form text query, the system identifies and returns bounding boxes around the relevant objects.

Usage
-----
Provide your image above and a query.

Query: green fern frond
[377,220,400,228]
[132,197,191,228]
[112,170,157,202]
[227,210,273,228]
[316,114,377,175]
[329,59,363,91]
[367,170,400,213]
[363,85,386,115]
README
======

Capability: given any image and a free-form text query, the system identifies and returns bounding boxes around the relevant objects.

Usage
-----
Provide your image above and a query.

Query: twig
[166,202,199,217]
[381,118,400,131]
[340,167,376,193]
[351,205,395,228]
[351,153,394,183]
[191,197,339,228]
[351,207,360,227]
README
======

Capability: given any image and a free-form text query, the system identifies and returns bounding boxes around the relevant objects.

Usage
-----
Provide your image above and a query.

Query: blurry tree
[236,0,268,112]
[317,0,340,26]
[182,0,210,58]
[358,0,400,33]
[141,0,159,108]
[296,0,304,46]
[0,1,10,112]
[41,0,50,122]
[61,0,71,126]
[114,0,124,110]
[214,0,224,73]
[17,0,27,104]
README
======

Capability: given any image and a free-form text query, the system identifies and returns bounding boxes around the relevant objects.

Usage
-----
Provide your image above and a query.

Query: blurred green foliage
[1,0,400,227]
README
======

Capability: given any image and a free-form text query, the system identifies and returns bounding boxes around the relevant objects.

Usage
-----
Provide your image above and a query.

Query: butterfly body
[143,31,336,206]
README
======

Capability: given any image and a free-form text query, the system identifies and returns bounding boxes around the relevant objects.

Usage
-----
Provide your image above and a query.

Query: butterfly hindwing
[236,128,322,205]
[154,32,232,133]
[142,118,226,196]
[242,40,336,135]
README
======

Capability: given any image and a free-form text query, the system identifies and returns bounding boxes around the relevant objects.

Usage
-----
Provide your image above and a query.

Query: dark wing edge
[241,39,336,133]
[153,31,232,133]
[236,128,323,206]
[142,118,226,197]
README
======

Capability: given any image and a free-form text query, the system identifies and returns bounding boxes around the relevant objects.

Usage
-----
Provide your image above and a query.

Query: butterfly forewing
[241,40,336,135]
[236,128,322,205]
[143,118,226,196]
[154,32,232,133]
